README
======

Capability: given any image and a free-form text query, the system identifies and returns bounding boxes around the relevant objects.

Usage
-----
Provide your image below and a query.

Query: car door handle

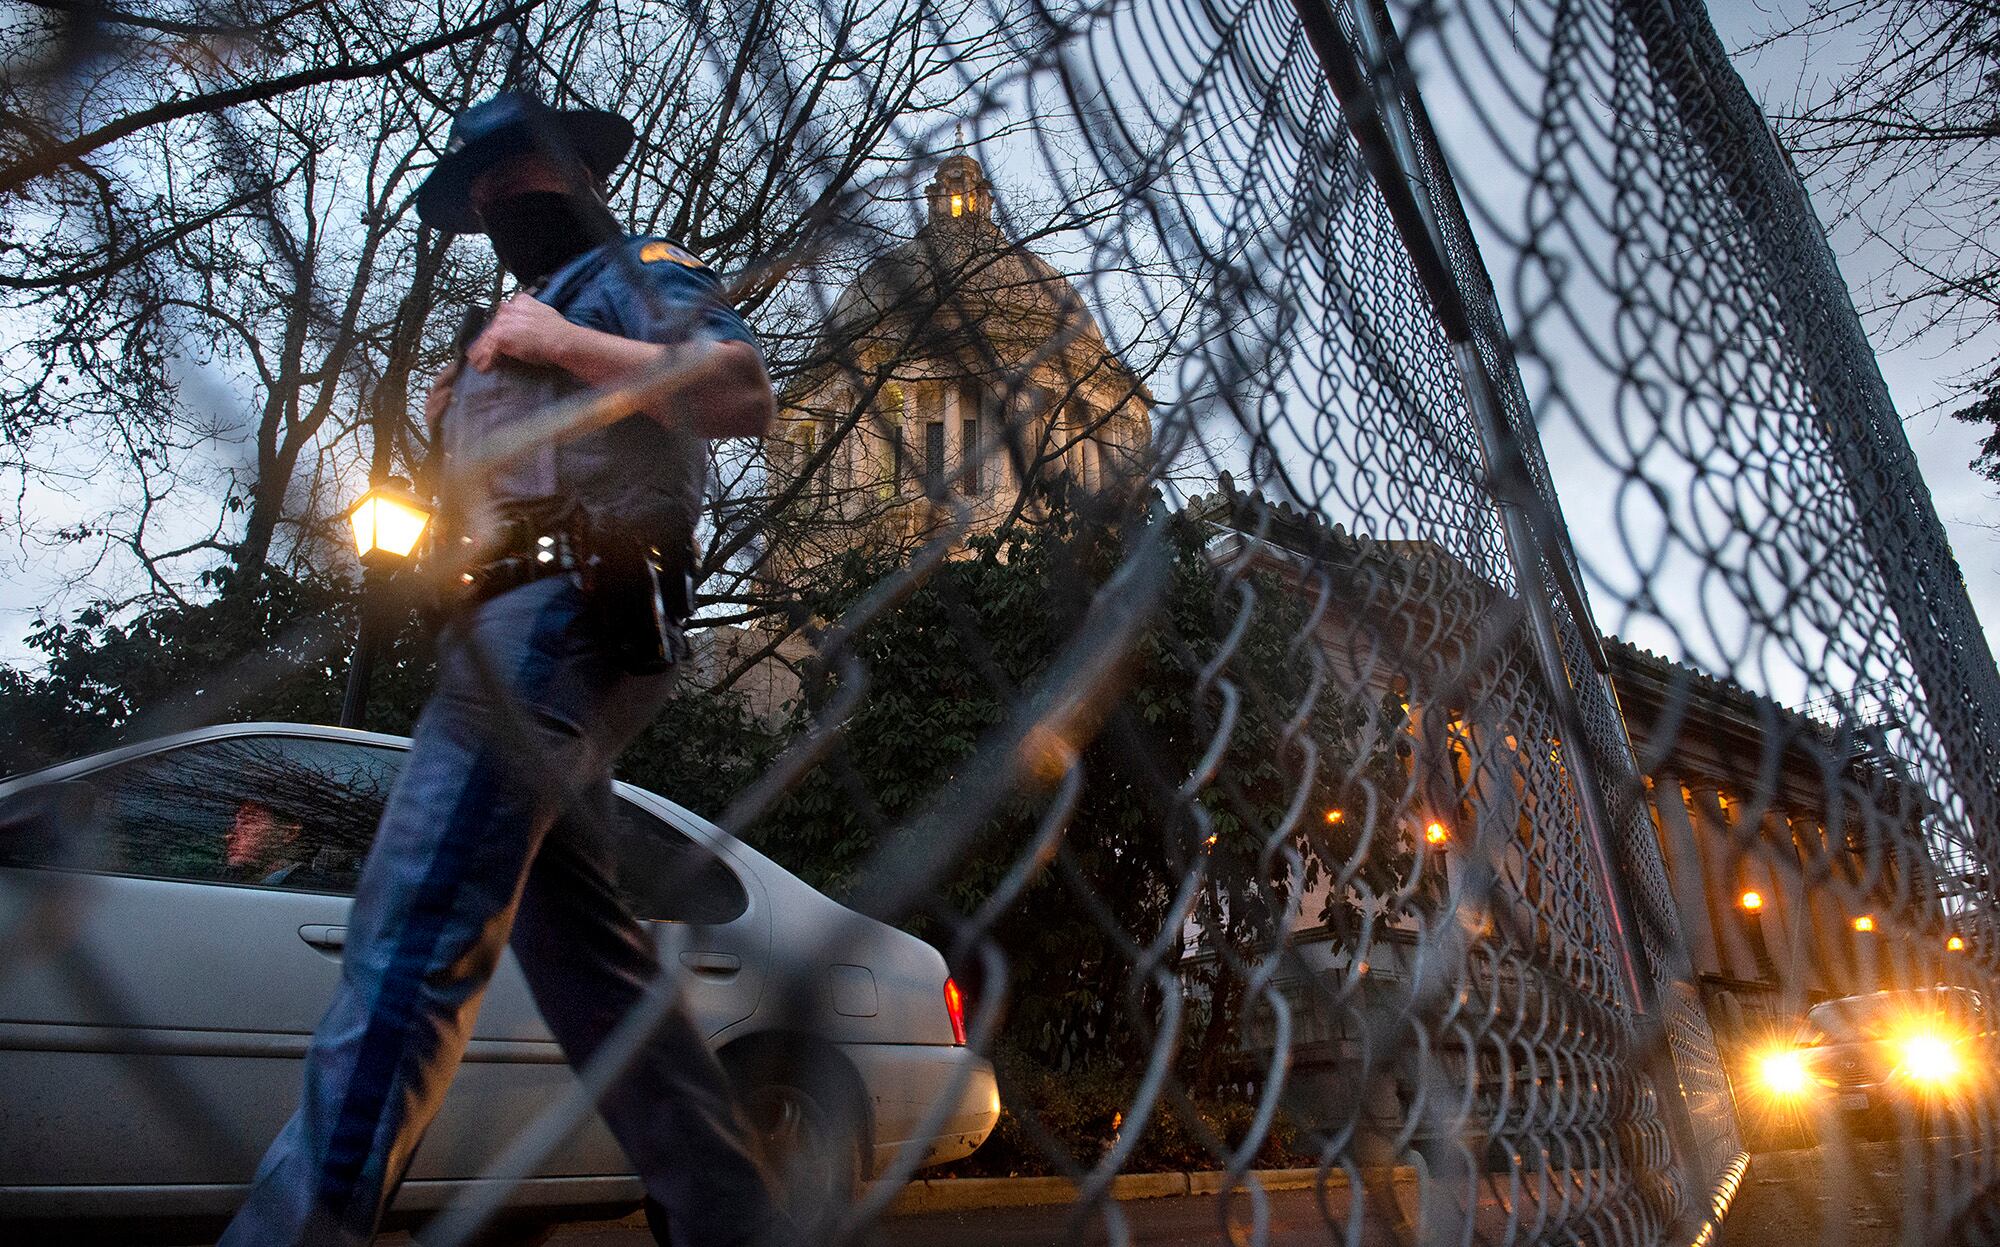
[300,924,348,952]
[679,951,740,977]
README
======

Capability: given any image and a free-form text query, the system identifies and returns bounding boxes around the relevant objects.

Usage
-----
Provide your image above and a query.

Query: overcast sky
[1713,1,2000,627]
[1380,0,2000,709]
[3,0,1992,699]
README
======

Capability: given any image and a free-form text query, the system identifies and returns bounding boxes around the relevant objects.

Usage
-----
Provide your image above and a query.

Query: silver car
[0,722,998,1240]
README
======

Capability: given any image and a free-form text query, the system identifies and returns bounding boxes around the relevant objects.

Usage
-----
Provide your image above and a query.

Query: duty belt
[440,504,695,674]
[452,517,588,606]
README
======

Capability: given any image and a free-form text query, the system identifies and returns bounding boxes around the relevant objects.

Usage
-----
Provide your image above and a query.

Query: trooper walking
[220,93,783,1247]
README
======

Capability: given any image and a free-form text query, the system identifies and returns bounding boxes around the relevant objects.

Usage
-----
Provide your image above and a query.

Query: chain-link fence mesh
[4,0,1999,1243]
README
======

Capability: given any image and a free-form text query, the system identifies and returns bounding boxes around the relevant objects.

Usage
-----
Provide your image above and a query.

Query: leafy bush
[932,1047,1313,1177]
[743,498,1408,1086]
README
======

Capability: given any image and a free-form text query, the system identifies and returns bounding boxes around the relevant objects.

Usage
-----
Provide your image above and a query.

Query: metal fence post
[1287,0,1722,1224]
[1619,0,2000,871]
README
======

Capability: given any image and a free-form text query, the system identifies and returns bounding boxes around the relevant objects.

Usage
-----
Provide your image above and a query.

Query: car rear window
[611,800,749,925]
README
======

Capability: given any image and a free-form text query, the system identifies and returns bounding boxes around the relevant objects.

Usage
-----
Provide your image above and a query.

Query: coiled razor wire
[2,0,1999,1244]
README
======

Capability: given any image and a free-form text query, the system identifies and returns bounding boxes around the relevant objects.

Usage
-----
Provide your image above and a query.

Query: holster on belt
[580,517,695,675]
[434,503,694,675]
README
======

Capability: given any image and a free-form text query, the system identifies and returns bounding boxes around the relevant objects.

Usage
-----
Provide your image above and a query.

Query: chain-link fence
[3,0,1999,1243]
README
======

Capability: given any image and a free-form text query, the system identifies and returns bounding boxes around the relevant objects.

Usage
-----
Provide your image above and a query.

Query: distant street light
[1852,914,1876,934]
[340,478,431,729]
[1738,889,1764,912]
[1423,820,1448,846]
[1947,934,1967,952]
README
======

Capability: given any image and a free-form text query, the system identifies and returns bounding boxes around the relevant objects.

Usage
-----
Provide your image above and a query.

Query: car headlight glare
[1898,1032,1963,1085]
[1759,1049,1810,1097]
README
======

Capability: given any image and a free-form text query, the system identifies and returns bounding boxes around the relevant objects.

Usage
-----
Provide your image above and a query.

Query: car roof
[5,720,742,867]
[3,721,407,787]
[1808,986,1983,1016]
[5,720,944,995]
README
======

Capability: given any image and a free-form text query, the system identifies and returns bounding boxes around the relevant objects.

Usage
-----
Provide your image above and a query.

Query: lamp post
[340,477,432,729]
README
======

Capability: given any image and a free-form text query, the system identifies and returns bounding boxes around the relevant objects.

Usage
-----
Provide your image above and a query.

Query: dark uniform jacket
[437,235,762,568]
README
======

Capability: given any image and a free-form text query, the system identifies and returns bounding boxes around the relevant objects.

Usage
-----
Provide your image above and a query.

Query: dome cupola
[926,151,994,223]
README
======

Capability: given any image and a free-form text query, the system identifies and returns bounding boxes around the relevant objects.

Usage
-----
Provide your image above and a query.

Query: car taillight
[944,977,968,1046]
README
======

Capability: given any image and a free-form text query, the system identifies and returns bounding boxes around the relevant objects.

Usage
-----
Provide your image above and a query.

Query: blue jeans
[220,577,777,1246]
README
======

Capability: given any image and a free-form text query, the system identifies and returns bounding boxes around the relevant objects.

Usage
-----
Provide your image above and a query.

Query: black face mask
[481,191,620,286]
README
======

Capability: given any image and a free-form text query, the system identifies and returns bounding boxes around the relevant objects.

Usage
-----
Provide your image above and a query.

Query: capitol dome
[775,149,1154,561]
[821,153,1138,378]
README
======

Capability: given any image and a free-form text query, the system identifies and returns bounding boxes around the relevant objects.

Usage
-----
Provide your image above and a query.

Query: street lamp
[340,478,431,729]
[348,478,433,567]
[1738,889,1764,912]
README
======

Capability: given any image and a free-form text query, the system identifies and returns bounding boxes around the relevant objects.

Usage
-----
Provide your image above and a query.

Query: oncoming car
[1753,987,1996,1135]
[0,723,998,1242]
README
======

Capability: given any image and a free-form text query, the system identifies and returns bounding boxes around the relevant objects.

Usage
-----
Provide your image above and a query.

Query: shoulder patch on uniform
[639,240,706,269]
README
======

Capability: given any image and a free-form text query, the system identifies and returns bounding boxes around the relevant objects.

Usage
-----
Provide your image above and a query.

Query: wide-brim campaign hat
[417,93,636,234]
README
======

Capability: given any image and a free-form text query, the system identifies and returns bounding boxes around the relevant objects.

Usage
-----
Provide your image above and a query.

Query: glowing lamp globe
[348,478,432,568]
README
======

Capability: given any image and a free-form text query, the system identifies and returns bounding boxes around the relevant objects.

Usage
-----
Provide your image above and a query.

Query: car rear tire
[724,1043,867,1235]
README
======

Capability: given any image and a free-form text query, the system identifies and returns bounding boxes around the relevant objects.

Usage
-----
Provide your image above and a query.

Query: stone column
[1688,784,1772,986]
[1647,769,1721,979]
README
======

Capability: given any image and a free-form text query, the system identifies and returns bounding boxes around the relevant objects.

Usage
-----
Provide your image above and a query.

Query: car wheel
[726,1046,866,1233]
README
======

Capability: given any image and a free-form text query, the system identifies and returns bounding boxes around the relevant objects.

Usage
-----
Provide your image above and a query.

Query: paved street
[1719,1139,1988,1247]
[63,1138,1928,1247]
[537,1185,1500,1247]
[458,1159,1904,1247]
[503,1142,1941,1247]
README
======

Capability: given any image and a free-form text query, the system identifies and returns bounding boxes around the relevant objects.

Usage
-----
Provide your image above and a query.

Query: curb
[885,1165,1411,1215]
[601,1165,1418,1225]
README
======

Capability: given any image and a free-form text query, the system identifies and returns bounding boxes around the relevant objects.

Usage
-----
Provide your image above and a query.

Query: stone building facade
[693,152,1156,717]
[1185,479,1944,1151]
[1608,642,1944,1035]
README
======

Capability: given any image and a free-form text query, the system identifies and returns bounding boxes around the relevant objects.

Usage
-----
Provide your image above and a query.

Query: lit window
[951,193,964,217]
